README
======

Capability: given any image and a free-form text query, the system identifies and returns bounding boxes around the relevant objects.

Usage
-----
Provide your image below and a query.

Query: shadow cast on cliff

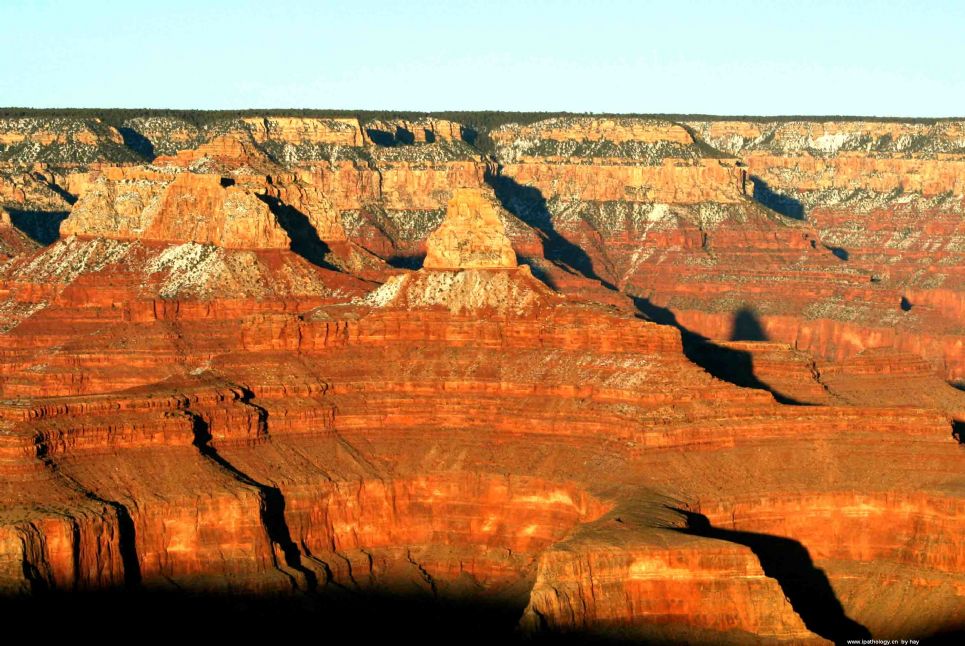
[484,168,615,290]
[824,244,849,261]
[751,176,806,220]
[365,125,420,147]
[517,256,560,290]
[257,195,339,271]
[667,507,872,644]
[729,306,769,341]
[118,126,156,161]
[7,209,69,245]
[32,440,142,589]
[34,173,77,207]
[632,296,804,405]
[387,252,426,270]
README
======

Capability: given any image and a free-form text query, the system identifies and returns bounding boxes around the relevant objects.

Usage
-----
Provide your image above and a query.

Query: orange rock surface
[0,113,962,642]
[62,171,290,249]
[423,189,518,270]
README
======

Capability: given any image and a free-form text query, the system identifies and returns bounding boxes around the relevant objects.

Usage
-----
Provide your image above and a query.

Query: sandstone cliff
[62,171,290,249]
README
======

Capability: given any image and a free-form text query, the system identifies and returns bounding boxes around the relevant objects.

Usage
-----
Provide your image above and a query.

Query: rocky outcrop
[265,173,348,242]
[686,119,965,157]
[62,171,290,249]
[363,187,553,315]
[492,117,696,149]
[151,134,275,172]
[0,268,959,640]
[677,118,965,379]
[423,188,517,270]
[240,116,366,147]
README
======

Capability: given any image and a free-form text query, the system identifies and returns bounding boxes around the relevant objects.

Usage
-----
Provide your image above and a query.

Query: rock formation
[0,112,962,643]
[423,188,517,270]
[62,171,291,249]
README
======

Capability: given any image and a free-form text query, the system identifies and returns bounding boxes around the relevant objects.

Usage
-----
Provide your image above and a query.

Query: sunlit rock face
[423,188,518,270]
[0,113,962,643]
[63,171,291,249]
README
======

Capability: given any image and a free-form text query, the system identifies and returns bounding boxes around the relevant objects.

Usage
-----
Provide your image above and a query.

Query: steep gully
[23,383,320,594]
[187,395,319,592]
[28,392,883,644]
[20,388,603,643]
[31,441,141,590]
[12,299,898,643]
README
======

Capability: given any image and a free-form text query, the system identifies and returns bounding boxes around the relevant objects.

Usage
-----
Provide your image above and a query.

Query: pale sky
[1,0,962,116]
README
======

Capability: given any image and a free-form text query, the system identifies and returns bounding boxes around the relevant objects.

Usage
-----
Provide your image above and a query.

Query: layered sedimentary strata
[0,117,138,165]
[0,110,961,382]
[682,119,965,378]
[488,117,965,380]
[1,268,960,640]
[0,112,963,642]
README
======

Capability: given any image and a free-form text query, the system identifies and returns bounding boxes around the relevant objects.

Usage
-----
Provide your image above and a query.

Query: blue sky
[1,0,962,116]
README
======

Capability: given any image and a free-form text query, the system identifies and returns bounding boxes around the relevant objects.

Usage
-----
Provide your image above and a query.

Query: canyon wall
[0,112,962,642]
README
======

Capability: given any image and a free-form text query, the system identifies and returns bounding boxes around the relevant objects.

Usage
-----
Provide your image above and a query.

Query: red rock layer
[0,115,962,643]
[0,268,961,641]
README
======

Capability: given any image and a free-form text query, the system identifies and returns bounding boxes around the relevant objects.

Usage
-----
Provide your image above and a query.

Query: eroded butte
[0,113,962,643]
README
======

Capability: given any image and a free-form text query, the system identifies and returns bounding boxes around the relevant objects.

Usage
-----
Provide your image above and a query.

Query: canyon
[0,111,962,643]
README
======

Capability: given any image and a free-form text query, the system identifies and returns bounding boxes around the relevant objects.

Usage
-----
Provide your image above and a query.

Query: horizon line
[1,107,963,122]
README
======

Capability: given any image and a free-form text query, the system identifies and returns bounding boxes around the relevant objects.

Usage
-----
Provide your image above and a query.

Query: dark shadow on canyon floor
[632,296,804,405]
[668,507,872,644]
[387,252,426,269]
[0,589,682,645]
[2,587,961,645]
[485,168,616,290]
[257,195,339,271]
[7,209,69,245]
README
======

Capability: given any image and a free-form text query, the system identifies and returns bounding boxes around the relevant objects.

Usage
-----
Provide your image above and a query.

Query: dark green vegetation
[0,108,958,131]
